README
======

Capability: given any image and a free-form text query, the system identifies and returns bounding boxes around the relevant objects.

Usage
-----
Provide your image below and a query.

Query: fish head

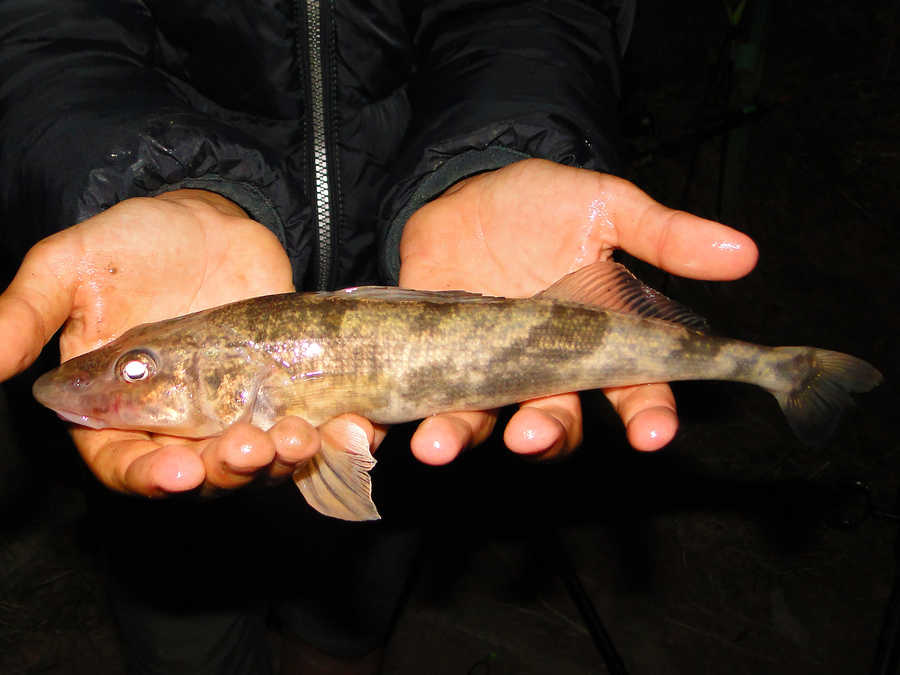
[32,317,264,438]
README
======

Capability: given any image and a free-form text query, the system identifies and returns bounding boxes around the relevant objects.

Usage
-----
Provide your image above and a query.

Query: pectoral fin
[293,417,380,521]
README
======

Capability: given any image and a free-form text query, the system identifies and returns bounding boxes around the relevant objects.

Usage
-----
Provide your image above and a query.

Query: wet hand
[399,158,758,462]
[0,190,321,497]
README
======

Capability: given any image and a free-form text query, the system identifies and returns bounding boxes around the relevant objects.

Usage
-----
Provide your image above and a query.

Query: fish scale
[32,261,882,521]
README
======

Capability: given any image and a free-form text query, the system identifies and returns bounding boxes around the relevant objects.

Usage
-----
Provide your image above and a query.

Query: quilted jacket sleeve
[379,0,633,281]
[0,0,298,266]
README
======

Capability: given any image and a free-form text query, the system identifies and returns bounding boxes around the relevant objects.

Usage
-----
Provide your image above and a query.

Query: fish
[32,261,882,521]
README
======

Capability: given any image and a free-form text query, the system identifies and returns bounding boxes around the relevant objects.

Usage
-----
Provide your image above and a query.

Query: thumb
[0,239,76,381]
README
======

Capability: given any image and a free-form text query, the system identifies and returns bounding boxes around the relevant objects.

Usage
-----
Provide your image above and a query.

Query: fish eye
[115,350,158,383]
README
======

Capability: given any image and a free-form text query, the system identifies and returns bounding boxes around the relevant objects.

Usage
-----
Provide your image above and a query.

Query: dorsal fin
[537,260,709,332]
[322,286,505,304]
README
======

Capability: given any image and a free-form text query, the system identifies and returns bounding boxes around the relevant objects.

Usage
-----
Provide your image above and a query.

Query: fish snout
[32,368,122,430]
[32,368,96,407]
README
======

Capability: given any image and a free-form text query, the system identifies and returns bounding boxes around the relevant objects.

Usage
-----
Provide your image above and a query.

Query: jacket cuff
[149,176,287,247]
[66,111,313,284]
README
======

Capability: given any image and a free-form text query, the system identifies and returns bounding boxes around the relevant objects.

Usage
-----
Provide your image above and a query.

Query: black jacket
[0,0,632,290]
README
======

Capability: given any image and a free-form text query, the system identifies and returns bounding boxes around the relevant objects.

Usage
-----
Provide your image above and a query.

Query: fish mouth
[53,409,109,430]
[52,408,219,438]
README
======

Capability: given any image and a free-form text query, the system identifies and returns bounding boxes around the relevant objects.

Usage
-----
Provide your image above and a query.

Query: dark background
[1,0,898,673]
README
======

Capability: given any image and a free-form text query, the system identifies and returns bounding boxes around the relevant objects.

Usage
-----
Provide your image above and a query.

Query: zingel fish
[33,261,882,521]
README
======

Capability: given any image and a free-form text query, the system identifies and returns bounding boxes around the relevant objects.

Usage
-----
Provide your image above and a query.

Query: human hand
[399,158,758,462]
[0,190,326,497]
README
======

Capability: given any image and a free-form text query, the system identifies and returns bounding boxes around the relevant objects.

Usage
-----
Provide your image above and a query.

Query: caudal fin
[770,347,883,446]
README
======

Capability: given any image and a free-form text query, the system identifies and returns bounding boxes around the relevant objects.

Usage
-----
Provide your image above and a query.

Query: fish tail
[769,347,882,446]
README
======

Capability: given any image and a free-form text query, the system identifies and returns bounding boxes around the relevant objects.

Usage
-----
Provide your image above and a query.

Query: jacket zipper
[304,0,333,289]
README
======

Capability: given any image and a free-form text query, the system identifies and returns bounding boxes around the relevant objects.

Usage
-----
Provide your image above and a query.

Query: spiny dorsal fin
[537,260,709,332]
[321,286,505,304]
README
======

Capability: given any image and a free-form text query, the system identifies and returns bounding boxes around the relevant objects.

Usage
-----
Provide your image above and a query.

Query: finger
[604,176,759,280]
[604,383,678,451]
[123,443,207,496]
[371,423,389,452]
[202,422,276,490]
[265,416,321,482]
[321,413,379,449]
[71,426,205,496]
[503,393,582,460]
[410,410,498,465]
[0,237,77,380]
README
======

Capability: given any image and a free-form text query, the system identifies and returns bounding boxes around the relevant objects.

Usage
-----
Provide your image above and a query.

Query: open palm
[399,159,759,461]
[1,190,321,496]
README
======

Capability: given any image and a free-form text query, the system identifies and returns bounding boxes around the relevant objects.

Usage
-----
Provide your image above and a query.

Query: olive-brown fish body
[245,292,790,431]
[32,269,882,521]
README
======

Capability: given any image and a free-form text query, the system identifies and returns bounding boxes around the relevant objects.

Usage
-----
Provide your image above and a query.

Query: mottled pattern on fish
[32,262,883,521]
[165,291,787,430]
[32,289,874,438]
